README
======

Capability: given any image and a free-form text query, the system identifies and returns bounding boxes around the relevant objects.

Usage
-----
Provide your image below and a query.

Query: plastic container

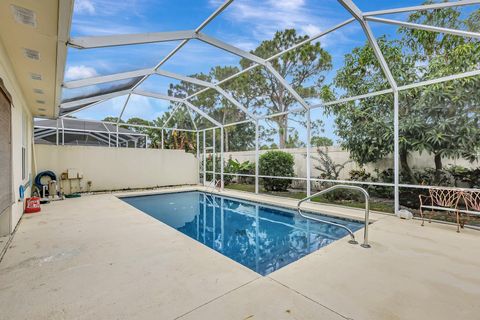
[24,197,41,214]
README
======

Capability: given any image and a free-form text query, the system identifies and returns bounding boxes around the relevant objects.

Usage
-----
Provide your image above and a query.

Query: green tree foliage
[104,30,330,153]
[312,147,350,180]
[241,29,331,148]
[326,5,480,184]
[102,116,124,123]
[259,150,295,191]
[152,107,197,152]
[224,158,255,185]
[311,136,333,147]
[103,107,197,152]
[126,117,153,136]
[170,30,331,150]
[168,68,253,152]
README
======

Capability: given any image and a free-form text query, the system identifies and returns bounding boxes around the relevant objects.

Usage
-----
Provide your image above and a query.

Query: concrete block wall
[34,145,199,192]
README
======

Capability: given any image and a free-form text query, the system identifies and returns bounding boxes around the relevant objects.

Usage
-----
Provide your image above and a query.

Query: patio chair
[419,188,462,232]
[459,190,480,229]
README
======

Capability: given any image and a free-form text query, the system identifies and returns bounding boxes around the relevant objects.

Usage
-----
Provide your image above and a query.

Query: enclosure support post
[255,204,260,271]
[61,118,65,146]
[212,127,216,184]
[116,125,119,148]
[220,126,224,190]
[203,129,206,186]
[394,90,400,214]
[255,120,259,194]
[56,119,59,146]
[196,130,200,183]
[161,129,164,149]
[306,109,312,197]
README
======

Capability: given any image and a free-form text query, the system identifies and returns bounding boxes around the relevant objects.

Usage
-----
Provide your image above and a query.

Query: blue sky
[65,0,427,141]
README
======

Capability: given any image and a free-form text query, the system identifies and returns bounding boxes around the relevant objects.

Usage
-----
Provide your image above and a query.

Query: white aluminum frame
[57,0,480,214]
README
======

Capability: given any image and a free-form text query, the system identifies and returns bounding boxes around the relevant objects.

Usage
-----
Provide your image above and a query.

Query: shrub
[259,150,294,191]
[349,168,372,182]
[224,158,255,185]
[313,147,351,180]
[446,166,480,188]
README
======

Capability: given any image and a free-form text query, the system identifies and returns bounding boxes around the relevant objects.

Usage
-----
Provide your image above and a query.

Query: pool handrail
[205,178,221,192]
[203,179,221,207]
[297,185,371,248]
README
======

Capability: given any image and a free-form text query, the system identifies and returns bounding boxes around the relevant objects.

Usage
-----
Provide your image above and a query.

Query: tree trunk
[224,127,229,152]
[434,153,443,185]
[277,115,288,149]
[400,151,417,184]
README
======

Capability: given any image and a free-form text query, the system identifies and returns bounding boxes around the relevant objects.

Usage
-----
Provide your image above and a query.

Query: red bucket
[24,197,41,214]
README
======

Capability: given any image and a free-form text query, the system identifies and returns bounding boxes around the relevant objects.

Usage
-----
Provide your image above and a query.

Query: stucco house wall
[0,40,33,235]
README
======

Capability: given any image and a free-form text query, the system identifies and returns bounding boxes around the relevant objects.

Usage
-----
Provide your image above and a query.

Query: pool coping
[115,185,385,225]
[113,185,380,274]
[118,188,368,225]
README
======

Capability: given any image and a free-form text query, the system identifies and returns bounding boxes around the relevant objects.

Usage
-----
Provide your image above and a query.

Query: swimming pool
[121,191,363,275]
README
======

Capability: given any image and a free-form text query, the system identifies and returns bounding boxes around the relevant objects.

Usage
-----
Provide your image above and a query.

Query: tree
[311,136,333,147]
[151,107,197,152]
[126,117,152,134]
[326,6,480,184]
[211,66,258,152]
[285,130,305,148]
[165,30,331,151]
[398,4,480,182]
[103,116,124,123]
[240,29,332,148]
[168,68,255,152]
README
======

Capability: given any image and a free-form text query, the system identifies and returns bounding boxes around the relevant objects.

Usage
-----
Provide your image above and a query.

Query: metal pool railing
[297,185,371,248]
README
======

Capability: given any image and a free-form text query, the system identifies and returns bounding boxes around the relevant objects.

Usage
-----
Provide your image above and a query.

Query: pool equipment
[34,171,56,197]
[60,169,84,196]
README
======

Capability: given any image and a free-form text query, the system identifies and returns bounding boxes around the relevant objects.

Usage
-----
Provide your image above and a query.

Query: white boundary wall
[224,147,479,180]
[35,145,199,192]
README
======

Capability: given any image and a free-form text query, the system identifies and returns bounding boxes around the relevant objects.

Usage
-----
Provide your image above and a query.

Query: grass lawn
[225,183,395,213]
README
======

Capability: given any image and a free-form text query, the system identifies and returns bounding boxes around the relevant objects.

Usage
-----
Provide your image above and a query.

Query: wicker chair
[419,188,462,232]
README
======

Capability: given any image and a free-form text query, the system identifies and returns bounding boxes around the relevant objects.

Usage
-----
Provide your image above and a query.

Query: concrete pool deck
[1,186,479,320]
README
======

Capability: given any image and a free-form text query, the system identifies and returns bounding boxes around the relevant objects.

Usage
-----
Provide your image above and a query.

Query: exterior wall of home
[34,145,199,192]
[0,40,33,235]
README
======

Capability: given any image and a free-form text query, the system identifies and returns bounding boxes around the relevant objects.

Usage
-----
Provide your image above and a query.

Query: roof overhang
[0,0,73,118]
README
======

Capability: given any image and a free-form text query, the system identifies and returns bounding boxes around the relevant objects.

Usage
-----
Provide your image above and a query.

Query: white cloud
[73,19,144,35]
[231,40,258,51]
[269,0,305,10]
[123,95,170,121]
[65,65,98,81]
[75,0,96,15]
[76,0,148,17]
[208,0,350,46]
[301,24,322,37]
[72,0,150,35]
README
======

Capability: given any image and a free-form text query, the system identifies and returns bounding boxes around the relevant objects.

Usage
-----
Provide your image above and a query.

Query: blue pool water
[121,191,363,275]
